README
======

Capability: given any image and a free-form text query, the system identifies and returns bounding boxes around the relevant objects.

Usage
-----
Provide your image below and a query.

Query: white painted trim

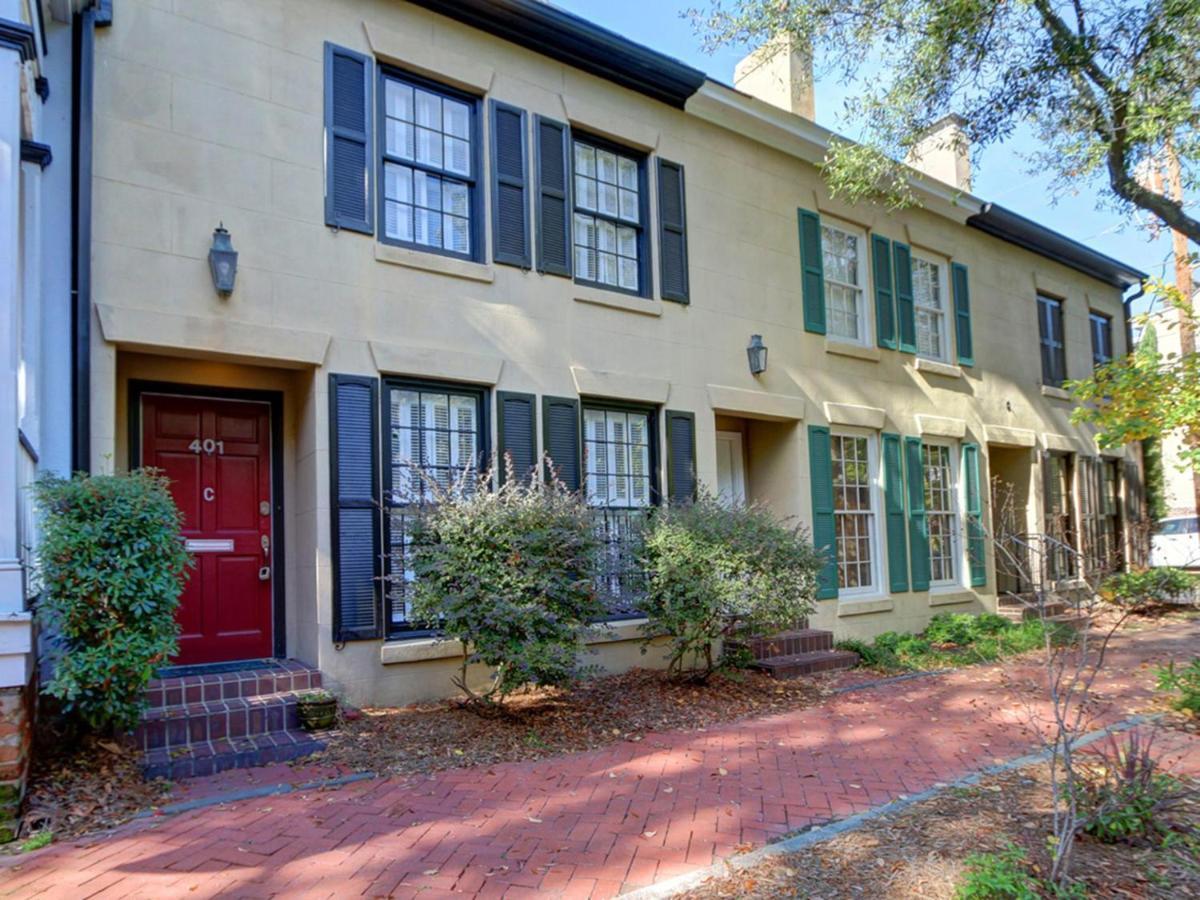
[369,340,504,386]
[824,402,886,430]
[984,425,1037,448]
[916,414,967,439]
[706,384,805,421]
[715,430,746,507]
[570,366,670,404]
[824,340,881,362]
[913,357,963,380]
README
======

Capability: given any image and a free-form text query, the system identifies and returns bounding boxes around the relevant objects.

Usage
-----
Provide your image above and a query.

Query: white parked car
[1151,516,1200,570]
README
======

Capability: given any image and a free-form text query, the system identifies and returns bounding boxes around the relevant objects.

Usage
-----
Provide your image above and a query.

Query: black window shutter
[542,396,581,490]
[657,159,689,303]
[491,101,530,267]
[323,43,373,235]
[497,391,537,484]
[535,116,571,277]
[666,410,697,504]
[329,374,382,641]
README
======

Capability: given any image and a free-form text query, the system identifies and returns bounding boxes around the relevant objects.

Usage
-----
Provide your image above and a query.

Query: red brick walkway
[3,621,1198,899]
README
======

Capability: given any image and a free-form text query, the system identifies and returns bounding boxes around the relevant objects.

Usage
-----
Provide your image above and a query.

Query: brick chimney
[905,114,972,192]
[734,34,815,120]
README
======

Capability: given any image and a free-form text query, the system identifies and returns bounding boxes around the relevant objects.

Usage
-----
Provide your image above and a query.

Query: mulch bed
[312,667,832,776]
[680,742,1200,899]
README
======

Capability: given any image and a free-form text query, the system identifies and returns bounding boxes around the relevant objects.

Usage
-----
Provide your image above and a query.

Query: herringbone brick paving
[3,620,1197,899]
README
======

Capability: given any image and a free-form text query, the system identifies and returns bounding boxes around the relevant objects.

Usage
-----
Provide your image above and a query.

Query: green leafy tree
[689,0,1200,239]
[34,470,192,733]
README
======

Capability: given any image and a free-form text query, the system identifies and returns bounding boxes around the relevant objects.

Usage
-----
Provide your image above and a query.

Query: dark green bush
[841,615,1054,673]
[34,470,192,732]
[956,843,1039,900]
[409,474,604,705]
[1076,729,1188,843]
[1101,567,1199,607]
[1156,657,1200,714]
[639,495,822,681]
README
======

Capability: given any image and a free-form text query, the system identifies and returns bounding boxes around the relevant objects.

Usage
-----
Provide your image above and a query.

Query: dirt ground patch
[314,666,832,776]
[680,739,1200,899]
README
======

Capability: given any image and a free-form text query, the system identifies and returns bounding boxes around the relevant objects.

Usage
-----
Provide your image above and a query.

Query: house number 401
[188,439,225,455]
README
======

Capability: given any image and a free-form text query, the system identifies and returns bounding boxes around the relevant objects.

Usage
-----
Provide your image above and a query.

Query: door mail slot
[184,539,234,553]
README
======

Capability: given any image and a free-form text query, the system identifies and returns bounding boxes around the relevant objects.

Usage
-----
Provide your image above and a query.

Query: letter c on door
[203,487,215,502]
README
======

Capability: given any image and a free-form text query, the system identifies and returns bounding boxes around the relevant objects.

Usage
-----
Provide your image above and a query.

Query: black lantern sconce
[747,334,768,375]
[208,223,238,296]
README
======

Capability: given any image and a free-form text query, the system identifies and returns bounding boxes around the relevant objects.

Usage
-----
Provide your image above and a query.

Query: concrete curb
[618,714,1155,900]
[132,771,377,819]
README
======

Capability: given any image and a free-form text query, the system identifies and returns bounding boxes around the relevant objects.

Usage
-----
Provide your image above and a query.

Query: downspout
[70,3,104,473]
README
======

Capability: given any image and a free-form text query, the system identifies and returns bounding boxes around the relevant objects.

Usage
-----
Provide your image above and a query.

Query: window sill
[1040,384,1072,401]
[380,617,651,665]
[836,596,894,617]
[929,589,976,607]
[824,340,881,362]
[914,357,963,379]
[574,288,663,317]
[375,243,495,284]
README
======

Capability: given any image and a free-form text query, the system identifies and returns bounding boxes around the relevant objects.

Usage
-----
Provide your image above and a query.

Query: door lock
[260,500,271,517]
[261,534,270,557]
[258,566,271,582]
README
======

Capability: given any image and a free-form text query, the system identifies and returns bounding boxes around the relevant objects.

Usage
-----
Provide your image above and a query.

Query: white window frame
[923,440,966,591]
[831,428,883,599]
[912,252,951,362]
[821,220,872,347]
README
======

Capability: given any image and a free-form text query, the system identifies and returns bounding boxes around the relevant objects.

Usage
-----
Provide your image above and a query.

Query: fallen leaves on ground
[313,667,830,777]
[679,750,1200,899]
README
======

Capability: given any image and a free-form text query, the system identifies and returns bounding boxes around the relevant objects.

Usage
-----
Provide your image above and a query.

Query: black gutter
[968,202,1146,290]
[404,0,706,109]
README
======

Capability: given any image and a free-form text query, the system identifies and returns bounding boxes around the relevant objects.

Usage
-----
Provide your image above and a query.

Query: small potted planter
[296,690,338,731]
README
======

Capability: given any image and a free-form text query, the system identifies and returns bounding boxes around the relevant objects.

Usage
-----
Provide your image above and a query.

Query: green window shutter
[666,410,697,504]
[798,208,826,334]
[496,391,537,484]
[963,442,987,587]
[894,242,916,353]
[872,235,896,350]
[329,374,383,641]
[952,262,974,366]
[808,425,838,599]
[542,395,581,491]
[904,435,930,591]
[882,433,909,592]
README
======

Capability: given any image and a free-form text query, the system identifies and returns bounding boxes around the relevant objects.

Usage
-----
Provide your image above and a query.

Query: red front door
[141,394,274,665]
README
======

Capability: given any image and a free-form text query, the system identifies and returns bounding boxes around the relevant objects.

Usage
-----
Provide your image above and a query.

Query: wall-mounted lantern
[747,334,768,375]
[208,223,238,296]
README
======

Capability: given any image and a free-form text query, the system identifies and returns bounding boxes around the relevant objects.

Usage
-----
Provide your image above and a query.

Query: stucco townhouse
[73,0,1147,719]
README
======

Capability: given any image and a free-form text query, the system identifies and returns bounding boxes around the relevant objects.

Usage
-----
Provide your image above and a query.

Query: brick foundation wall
[0,674,34,843]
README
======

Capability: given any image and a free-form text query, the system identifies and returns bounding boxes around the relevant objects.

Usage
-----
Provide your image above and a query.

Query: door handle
[261,534,270,557]
[259,566,271,582]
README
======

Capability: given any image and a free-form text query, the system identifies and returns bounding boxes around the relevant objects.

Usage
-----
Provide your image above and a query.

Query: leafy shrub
[840,617,1055,673]
[1101,567,1199,607]
[34,471,192,733]
[639,495,822,681]
[835,637,900,670]
[956,843,1039,900]
[409,474,604,706]
[925,613,980,646]
[1156,657,1200,714]
[1075,728,1190,843]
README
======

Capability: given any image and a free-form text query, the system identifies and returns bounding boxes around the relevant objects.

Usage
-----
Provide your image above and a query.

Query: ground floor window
[1099,459,1122,569]
[923,443,960,586]
[832,433,879,594]
[583,403,657,615]
[1044,452,1076,580]
[383,380,486,631]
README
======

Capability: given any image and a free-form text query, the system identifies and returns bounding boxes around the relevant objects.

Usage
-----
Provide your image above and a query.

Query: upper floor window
[913,255,949,361]
[923,443,960,586]
[832,432,879,594]
[380,71,478,259]
[1038,294,1067,387]
[1089,311,1113,369]
[822,223,869,344]
[572,137,646,295]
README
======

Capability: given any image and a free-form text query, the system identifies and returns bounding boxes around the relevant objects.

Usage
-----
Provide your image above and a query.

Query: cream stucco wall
[88,0,1134,705]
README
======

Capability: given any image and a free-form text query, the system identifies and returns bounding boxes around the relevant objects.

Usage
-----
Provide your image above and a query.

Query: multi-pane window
[1045,452,1076,580]
[1038,295,1067,387]
[832,434,878,592]
[823,225,868,343]
[913,256,949,361]
[1099,459,1122,569]
[573,139,643,293]
[384,382,484,629]
[584,405,656,614]
[1090,312,1113,370]
[381,73,476,258]
[923,444,960,585]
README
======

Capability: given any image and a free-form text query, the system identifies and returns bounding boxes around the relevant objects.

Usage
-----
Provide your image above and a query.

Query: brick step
[751,649,859,679]
[997,599,1069,621]
[134,691,305,752]
[141,728,330,781]
[729,628,834,661]
[144,659,322,710]
[1047,613,1093,632]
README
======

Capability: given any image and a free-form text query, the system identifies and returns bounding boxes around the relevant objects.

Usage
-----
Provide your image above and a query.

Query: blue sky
[556,0,1177,303]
